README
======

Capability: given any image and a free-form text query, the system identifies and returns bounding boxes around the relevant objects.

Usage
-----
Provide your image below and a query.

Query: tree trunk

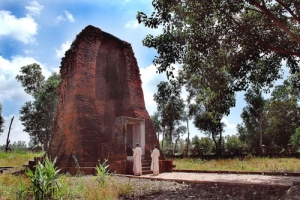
[162,127,165,150]
[259,107,263,148]
[5,116,14,153]
[212,134,218,155]
[218,122,222,155]
[186,119,190,157]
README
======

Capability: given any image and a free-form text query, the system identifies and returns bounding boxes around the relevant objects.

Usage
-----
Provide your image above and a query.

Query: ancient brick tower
[47,25,164,174]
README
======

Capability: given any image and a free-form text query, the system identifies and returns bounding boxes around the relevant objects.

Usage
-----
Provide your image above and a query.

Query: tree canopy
[138,0,300,154]
[265,80,300,146]
[137,0,300,115]
[151,112,162,141]
[16,64,60,150]
[238,79,300,149]
[153,81,185,148]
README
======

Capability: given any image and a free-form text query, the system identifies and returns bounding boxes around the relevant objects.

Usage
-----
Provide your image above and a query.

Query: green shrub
[94,159,110,186]
[26,155,61,199]
[291,127,300,152]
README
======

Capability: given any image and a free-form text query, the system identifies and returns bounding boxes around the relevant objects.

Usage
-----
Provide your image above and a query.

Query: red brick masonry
[47,25,163,174]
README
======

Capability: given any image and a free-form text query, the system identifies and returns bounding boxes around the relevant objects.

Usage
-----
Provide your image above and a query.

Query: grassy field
[0,151,165,199]
[1,151,300,199]
[173,157,300,172]
[2,151,299,172]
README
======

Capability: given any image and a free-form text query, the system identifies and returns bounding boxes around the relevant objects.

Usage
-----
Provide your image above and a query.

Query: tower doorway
[115,116,145,158]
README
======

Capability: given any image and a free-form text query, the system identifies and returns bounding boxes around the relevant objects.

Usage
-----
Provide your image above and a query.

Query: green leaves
[26,155,61,199]
[290,127,300,152]
[16,65,61,151]
[16,64,45,97]
[94,159,110,186]
[154,81,185,146]
[138,0,300,127]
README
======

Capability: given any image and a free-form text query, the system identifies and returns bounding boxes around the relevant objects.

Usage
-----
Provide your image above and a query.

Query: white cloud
[140,64,167,115]
[0,55,51,102]
[0,10,38,44]
[0,55,54,145]
[55,10,75,23]
[125,20,139,29]
[55,15,64,23]
[23,49,34,54]
[25,1,44,16]
[222,117,237,136]
[64,10,75,22]
[56,40,71,58]
[140,63,181,116]
[0,115,30,145]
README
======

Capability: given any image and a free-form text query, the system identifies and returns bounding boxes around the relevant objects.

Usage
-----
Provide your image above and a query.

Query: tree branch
[258,40,300,57]
[252,0,300,47]
[295,1,300,19]
[275,0,300,24]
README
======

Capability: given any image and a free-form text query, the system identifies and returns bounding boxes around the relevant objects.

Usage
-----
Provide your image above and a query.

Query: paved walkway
[128,172,300,188]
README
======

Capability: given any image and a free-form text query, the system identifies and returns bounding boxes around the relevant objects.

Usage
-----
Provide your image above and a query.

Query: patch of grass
[173,157,300,172]
[0,150,44,167]
[82,178,118,200]
[0,174,32,199]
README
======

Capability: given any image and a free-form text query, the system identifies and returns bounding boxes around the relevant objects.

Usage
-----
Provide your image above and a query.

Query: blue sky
[0,0,250,145]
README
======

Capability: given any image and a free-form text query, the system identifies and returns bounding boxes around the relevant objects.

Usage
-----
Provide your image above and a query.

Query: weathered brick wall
[47,25,161,174]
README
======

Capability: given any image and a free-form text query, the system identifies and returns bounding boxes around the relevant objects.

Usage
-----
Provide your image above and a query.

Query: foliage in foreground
[26,156,61,199]
[0,154,164,199]
[0,173,164,199]
[2,155,300,199]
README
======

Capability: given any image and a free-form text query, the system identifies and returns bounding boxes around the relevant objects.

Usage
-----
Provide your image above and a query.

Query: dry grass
[173,157,300,172]
[0,174,31,199]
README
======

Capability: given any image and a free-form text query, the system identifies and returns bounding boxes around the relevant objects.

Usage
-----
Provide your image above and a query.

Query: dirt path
[137,172,300,187]
[120,172,300,199]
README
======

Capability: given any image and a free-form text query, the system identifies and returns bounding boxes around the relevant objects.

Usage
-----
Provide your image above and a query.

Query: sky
[0,0,253,146]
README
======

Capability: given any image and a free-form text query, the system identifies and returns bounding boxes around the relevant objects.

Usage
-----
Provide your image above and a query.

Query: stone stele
[47,25,171,175]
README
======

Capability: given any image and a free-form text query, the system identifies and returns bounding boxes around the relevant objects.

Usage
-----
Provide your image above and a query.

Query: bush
[290,127,300,152]
[26,155,62,199]
[94,159,110,186]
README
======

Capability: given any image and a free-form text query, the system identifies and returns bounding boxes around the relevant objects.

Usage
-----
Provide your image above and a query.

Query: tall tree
[290,127,300,151]
[0,103,4,134]
[192,109,225,155]
[137,0,299,125]
[178,61,235,154]
[153,81,185,149]
[151,112,162,142]
[173,125,186,153]
[16,64,60,151]
[5,116,14,152]
[239,88,268,148]
[182,106,191,155]
[191,135,201,153]
[265,80,300,146]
